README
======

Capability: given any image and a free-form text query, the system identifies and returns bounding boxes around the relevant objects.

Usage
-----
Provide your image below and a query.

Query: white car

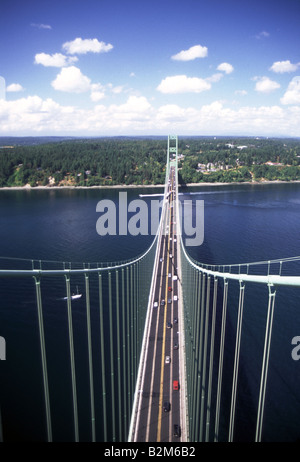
[165,356,170,364]
[153,301,158,308]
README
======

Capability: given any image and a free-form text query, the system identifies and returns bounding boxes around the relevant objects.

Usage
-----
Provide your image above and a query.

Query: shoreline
[1,180,300,191]
[0,184,165,190]
[184,180,300,187]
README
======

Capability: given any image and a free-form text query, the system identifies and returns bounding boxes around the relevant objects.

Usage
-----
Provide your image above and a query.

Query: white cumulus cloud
[112,95,152,114]
[90,91,105,102]
[157,75,211,94]
[51,66,91,93]
[281,77,300,105]
[62,37,113,55]
[254,76,280,93]
[1,95,300,136]
[90,83,106,102]
[6,83,24,92]
[270,60,299,73]
[217,62,234,74]
[171,45,208,61]
[34,52,78,67]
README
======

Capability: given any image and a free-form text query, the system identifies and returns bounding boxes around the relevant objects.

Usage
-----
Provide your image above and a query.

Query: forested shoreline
[0,136,300,188]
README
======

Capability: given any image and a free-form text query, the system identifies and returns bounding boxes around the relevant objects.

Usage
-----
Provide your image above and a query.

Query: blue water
[0,183,300,441]
[182,182,300,264]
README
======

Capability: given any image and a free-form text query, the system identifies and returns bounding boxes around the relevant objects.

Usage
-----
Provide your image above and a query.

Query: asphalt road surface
[135,166,182,442]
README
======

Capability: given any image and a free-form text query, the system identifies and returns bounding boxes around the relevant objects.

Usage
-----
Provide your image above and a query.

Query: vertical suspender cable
[34,277,52,442]
[255,284,276,442]
[65,275,79,442]
[184,263,192,435]
[186,266,194,437]
[199,275,211,441]
[108,271,116,442]
[85,273,96,442]
[133,264,137,381]
[130,265,134,397]
[136,262,140,364]
[115,270,122,441]
[206,277,218,442]
[98,272,107,442]
[195,273,206,440]
[135,262,139,354]
[214,279,228,442]
[126,267,131,414]
[191,270,205,441]
[228,280,245,442]
[191,269,199,439]
[0,406,3,442]
[121,268,128,434]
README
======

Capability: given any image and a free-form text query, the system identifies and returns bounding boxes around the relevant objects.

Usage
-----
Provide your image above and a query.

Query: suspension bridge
[0,135,300,442]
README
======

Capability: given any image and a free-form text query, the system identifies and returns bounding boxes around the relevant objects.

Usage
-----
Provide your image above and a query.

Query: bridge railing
[0,215,166,443]
[179,245,300,442]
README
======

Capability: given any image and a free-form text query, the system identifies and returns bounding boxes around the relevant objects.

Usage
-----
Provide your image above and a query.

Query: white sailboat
[63,286,82,301]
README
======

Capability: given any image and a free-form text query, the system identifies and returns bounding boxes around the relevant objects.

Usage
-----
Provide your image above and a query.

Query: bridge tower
[167,135,178,170]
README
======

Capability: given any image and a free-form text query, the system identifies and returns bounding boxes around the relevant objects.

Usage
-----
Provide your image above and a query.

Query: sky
[0,0,300,137]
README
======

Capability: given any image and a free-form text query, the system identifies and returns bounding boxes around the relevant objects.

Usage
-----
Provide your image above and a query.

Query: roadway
[134,165,183,442]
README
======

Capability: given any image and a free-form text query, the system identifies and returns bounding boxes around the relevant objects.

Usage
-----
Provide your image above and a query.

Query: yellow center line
[145,229,167,442]
[156,189,172,442]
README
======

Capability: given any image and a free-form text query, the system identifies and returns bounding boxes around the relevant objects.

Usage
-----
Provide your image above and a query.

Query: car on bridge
[167,322,172,329]
[173,424,181,437]
[153,301,158,308]
[163,402,170,412]
[173,380,179,391]
[165,355,170,364]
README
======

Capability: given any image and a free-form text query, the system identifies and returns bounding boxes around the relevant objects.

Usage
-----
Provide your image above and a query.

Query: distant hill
[0,135,167,147]
[0,136,77,147]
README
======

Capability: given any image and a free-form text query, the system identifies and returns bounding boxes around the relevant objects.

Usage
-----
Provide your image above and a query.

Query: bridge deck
[132,164,187,442]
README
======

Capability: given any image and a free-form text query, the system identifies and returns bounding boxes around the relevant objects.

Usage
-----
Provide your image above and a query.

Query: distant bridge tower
[168,135,178,167]
[0,76,6,100]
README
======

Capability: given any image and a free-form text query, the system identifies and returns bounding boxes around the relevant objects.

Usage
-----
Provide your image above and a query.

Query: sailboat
[63,286,82,301]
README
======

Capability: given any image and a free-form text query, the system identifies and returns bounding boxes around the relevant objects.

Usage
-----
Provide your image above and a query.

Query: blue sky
[0,0,300,137]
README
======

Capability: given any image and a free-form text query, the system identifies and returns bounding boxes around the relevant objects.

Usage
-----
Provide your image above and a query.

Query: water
[0,188,159,263]
[0,183,300,441]
[182,182,300,264]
